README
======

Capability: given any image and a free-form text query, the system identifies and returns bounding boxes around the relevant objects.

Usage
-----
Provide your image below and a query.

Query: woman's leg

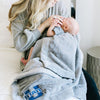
[82,68,100,100]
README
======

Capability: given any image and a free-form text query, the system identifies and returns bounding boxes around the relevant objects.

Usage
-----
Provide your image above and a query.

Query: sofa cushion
[0,48,22,99]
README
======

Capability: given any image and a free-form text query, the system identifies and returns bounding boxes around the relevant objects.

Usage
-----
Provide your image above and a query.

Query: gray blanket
[11,28,87,100]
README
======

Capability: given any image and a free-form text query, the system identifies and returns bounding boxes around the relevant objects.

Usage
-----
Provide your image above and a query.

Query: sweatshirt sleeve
[53,27,64,35]
[11,12,41,52]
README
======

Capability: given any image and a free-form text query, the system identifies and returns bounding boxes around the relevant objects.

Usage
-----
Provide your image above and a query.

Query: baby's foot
[21,57,28,65]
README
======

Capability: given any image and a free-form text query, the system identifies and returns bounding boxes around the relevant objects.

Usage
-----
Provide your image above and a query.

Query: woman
[8,0,100,100]
[8,0,70,53]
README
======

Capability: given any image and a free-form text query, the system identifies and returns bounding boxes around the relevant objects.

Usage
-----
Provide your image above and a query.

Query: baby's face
[61,17,79,35]
[61,18,69,32]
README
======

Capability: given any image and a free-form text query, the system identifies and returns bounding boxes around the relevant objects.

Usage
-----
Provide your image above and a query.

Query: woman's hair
[8,0,50,31]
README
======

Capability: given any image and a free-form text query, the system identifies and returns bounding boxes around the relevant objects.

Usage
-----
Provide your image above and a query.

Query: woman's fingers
[55,23,60,27]
[53,15,64,22]
[44,15,64,27]
[53,19,62,25]
[51,21,61,28]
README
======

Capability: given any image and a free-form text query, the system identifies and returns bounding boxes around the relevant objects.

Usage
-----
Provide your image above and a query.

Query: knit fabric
[11,27,87,100]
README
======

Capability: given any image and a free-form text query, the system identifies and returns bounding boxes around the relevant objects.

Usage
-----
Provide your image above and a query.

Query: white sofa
[0,0,22,100]
[0,48,22,100]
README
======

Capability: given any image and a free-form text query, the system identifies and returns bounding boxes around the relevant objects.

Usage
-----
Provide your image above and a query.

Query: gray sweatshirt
[11,27,87,100]
[11,0,71,52]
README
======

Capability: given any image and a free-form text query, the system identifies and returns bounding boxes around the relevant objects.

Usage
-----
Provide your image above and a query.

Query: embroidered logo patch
[23,85,43,100]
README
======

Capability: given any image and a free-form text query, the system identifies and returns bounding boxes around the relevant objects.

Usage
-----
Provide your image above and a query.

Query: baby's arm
[47,19,62,37]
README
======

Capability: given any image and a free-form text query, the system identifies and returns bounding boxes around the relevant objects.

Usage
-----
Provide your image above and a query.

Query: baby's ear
[64,26,68,31]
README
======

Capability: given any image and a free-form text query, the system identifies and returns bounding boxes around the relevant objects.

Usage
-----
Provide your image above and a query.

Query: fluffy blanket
[11,30,87,100]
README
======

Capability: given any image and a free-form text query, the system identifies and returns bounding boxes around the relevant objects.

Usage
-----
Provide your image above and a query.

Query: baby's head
[61,17,79,35]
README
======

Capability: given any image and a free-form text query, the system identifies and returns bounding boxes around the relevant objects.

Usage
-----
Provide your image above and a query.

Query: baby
[47,17,79,36]
[21,17,79,65]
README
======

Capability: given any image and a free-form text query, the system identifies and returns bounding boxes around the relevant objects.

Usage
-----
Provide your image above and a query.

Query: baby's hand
[48,19,62,31]
[47,19,63,37]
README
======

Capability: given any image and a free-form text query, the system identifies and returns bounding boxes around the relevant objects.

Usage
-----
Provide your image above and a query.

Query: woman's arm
[11,12,43,52]
[11,12,50,52]
[47,27,55,37]
[11,11,63,52]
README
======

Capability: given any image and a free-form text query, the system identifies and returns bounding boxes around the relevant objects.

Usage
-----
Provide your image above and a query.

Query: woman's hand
[37,15,63,34]
[45,15,63,28]
[49,18,62,30]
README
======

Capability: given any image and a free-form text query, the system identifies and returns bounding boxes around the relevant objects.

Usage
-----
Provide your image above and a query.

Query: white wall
[0,0,18,48]
[76,0,100,68]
